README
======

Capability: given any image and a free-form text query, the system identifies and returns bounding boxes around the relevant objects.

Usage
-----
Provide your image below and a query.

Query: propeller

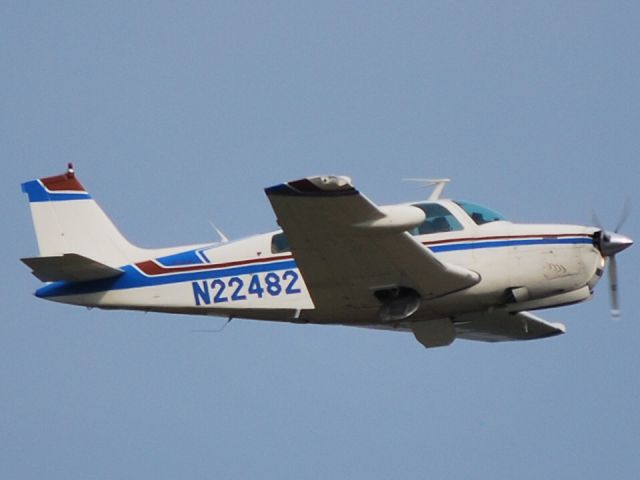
[592,202,633,318]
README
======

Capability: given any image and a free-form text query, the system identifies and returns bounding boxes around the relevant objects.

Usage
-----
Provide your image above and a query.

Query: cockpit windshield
[410,203,463,235]
[455,201,506,225]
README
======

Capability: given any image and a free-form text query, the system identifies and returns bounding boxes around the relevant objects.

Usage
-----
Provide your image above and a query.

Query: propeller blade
[608,255,620,318]
[590,201,632,318]
[614,199,631,233]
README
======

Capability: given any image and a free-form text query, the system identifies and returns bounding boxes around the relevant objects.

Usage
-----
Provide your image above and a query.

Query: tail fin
[21,164,141,267]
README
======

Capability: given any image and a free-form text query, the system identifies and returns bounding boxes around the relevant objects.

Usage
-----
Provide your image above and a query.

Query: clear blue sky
[2,2,639,479]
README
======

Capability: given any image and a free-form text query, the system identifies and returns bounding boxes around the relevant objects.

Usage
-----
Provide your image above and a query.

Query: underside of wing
[454,310,566,342]
[21,253,124,282]
[265,175,479,320]
[347,309,565,349]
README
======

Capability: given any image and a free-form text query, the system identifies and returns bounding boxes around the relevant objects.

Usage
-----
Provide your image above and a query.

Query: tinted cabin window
[271,232,291,253]
[455,201,506,225]
[410,203,463,235]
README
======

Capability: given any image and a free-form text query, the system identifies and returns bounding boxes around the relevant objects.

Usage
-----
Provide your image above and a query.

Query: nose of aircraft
[597,231,634,257]
[592,229,633,318]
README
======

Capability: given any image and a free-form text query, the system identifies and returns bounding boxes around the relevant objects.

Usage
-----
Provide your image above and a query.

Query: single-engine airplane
[21,165,633,348]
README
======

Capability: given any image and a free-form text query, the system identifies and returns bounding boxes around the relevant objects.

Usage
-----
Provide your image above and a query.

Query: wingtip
[266,176,357,197]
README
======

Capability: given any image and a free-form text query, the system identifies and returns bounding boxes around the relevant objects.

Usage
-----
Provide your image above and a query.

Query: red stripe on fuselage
[422,233,591,246]
[135,254,294,276]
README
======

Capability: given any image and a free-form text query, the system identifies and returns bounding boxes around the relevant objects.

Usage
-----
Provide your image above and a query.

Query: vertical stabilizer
[21,164,140,267]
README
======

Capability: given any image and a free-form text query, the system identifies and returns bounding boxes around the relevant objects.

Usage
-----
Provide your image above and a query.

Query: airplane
[20,164,633,348]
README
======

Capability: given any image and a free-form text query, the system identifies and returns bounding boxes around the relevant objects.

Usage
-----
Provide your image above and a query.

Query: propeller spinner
[592,211,633,318]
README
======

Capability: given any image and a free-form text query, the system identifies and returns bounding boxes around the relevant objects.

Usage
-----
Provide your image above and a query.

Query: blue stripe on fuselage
[36,259,298,298]
[156,250,206,266]
[429,236,592,252]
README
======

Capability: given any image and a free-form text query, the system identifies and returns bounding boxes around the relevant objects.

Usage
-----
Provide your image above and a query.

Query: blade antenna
[403,178,451,200]
[191,316,233,333]
[209,221,229,243]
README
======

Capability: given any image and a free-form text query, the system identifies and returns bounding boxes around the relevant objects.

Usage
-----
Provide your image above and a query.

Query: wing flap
[21,253,124,282]
[455,310,566,342]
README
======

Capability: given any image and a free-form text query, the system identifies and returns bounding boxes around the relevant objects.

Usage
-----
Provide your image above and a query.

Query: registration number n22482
[192,270,302,306]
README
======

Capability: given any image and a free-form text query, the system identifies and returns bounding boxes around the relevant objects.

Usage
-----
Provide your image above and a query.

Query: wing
[265,176,479,318]
[454,310,566,342]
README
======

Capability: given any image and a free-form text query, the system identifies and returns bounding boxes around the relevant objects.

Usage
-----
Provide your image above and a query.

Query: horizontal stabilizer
[21,254,124,282]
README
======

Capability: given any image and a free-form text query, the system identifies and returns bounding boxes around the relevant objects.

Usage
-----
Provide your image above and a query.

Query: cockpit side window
[455,201,506,225]
[271,232,291,253]
[410,203,463,235]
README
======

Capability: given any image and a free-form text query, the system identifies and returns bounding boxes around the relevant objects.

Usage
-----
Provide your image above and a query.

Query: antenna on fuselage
[403,178,451,200]
[191,316,233,333]
[208,221,229,243]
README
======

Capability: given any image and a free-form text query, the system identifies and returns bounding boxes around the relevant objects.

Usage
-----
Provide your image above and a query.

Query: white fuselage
[40,199,603,327]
